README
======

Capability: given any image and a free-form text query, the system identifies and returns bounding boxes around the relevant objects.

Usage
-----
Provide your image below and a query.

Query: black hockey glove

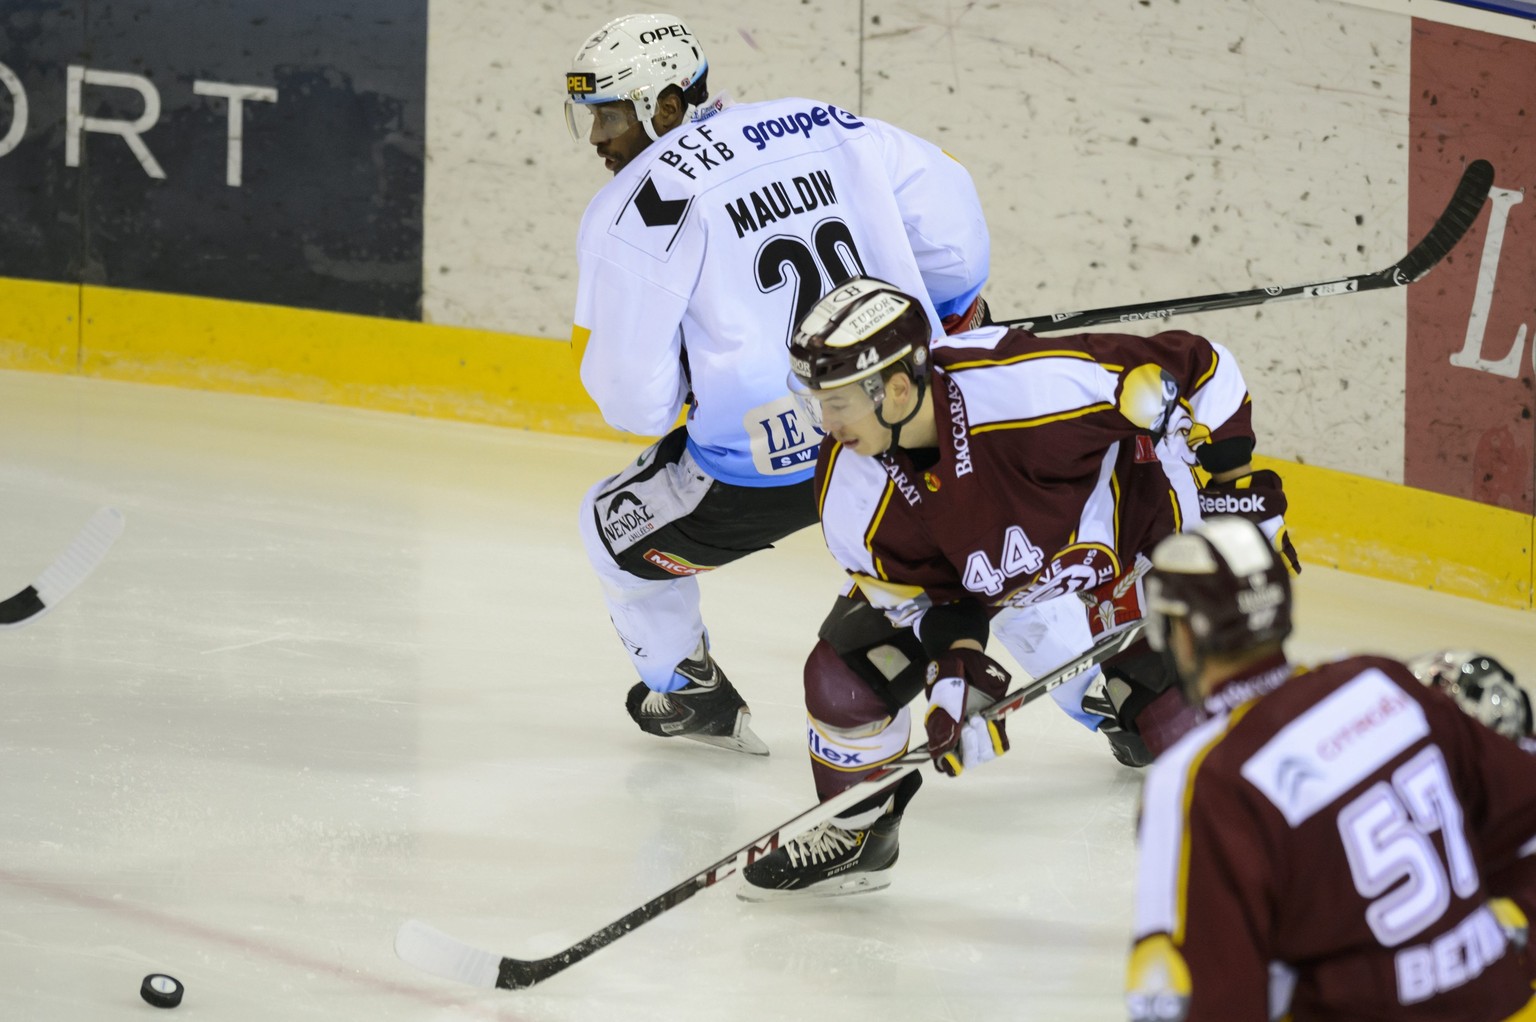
[1198,468,1301,574]
[923,648,1011,778]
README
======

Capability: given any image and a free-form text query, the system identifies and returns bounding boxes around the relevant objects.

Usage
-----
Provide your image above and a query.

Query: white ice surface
[1,370,1532,1021]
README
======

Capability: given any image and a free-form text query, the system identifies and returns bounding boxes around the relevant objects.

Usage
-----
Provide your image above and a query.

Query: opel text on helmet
[565,13,708,143]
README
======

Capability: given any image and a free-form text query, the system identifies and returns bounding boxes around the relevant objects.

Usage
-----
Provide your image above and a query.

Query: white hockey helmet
[565,14,708,143]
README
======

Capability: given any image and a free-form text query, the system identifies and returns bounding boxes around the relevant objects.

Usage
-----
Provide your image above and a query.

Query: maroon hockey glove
[923,649,1011,778]
[1197,469,1301,574]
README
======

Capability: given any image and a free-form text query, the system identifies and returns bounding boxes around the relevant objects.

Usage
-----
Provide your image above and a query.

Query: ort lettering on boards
[43,65,278,185]
[0,0,427,319]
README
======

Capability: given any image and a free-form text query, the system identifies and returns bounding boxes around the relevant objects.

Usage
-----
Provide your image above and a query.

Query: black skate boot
[625,639,769,756]
[737,773,922,900]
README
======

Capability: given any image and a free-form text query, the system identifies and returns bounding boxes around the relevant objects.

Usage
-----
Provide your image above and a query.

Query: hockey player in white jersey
[566,14,991,754]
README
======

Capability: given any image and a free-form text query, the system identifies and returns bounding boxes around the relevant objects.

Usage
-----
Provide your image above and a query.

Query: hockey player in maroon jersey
[1126,515,1536,1022]
[739,277,1298,898]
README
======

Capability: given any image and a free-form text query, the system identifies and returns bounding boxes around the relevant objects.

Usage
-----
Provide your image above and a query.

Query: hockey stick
[395,620,1146,990]
[0,507,125,629]
[1000,158,1494,334]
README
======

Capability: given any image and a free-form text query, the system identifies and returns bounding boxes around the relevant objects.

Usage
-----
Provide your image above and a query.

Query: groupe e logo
[0,61,277,187]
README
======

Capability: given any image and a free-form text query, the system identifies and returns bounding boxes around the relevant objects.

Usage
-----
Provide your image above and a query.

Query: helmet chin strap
[642,101,695,142]
[876,376,927,451]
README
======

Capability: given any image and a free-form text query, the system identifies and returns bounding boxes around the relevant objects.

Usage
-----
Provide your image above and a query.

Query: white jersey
[573,95,990,488]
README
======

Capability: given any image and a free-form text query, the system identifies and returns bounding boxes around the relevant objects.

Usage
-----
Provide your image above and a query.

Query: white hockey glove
[923,649,1011,778]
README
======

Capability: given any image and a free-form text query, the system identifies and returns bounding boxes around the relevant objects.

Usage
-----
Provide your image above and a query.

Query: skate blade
[682,711,769,756]
[735,870,893,902]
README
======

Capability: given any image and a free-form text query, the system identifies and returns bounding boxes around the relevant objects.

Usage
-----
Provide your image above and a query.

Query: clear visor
[787,373,885,434]
[564,97,639,143]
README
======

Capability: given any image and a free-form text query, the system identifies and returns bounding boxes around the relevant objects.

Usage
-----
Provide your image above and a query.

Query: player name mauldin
[725,169,836,238]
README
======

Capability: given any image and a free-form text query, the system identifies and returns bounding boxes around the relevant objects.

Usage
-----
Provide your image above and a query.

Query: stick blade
[1396,158,1496,283]
[395,919,503,988]
[0,506,125,629]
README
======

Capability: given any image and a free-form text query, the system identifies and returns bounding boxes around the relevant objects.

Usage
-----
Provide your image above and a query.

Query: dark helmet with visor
[786,278,932,437]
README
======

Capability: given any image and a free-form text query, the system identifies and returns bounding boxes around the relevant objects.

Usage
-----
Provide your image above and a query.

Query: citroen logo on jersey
[1275,755,1322,803]
[633,176,689,227]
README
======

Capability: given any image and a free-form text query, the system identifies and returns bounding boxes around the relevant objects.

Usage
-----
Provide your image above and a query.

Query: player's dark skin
[589,89,686,175]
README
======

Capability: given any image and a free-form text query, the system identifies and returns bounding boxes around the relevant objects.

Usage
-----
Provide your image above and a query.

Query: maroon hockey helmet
[1408,649,1531,739]
[1145,515,1293,664]
[787,278,931,393]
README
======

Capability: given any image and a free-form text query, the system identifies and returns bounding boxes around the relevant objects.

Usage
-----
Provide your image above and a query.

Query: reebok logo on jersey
[1199,492,1268,515]
[740,103,864,151]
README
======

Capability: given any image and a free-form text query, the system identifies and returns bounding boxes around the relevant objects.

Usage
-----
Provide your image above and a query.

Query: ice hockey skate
[625,639,768,756]
[737,773,921,900]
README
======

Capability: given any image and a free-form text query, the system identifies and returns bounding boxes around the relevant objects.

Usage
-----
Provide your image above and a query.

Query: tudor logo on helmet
[784,278,936,439]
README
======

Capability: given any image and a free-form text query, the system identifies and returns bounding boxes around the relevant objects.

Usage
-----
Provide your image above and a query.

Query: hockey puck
[140,974,184,1008]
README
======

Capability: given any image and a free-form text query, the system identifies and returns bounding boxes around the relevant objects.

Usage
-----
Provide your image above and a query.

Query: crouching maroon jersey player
[1127,516,1536,1022]
[739,278,1297,900]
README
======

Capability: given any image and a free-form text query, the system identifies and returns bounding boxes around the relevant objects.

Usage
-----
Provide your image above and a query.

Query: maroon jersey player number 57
[1127,516,1536,1022]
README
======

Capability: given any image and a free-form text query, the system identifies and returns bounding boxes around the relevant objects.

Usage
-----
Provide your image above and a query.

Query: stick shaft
[1000,160,1493,334]
[396,622,1147,990]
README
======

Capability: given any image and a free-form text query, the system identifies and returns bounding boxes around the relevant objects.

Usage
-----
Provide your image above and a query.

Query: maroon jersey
[1128,653,1536,1022]
[814,325,1254,623]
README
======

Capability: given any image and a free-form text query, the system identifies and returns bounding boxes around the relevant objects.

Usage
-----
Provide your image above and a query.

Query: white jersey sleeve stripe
[971,402,1117,435]
[950,357,1120,429]
[942,347,1112,371]
[1074,443,1122,553]
[817,444,884,579]
[1134,705,1256,943]
[1187,342,1249,434]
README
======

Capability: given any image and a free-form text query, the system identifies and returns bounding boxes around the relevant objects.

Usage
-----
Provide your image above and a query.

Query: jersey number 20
[756,218,866,341]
